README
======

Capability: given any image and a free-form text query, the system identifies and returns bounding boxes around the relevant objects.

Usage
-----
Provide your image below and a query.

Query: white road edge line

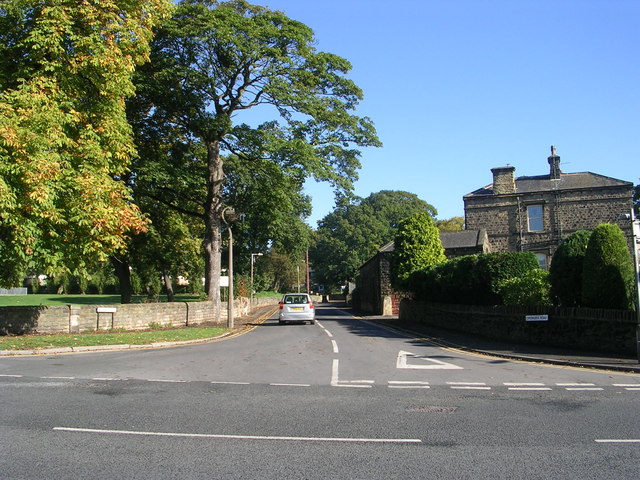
[53,427,422,444]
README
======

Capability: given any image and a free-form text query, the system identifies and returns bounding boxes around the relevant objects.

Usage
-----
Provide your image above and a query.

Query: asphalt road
[2,303,640,479]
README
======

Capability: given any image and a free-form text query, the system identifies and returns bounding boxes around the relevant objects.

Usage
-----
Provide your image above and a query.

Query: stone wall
[400,300,637,354]
[0,297,279,335]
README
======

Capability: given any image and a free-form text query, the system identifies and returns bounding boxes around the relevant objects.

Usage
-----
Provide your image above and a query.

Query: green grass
[0,294,203,307]
[0,326,228,351]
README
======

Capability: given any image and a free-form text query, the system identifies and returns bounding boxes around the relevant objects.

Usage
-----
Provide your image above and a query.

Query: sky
[248,0,639,227]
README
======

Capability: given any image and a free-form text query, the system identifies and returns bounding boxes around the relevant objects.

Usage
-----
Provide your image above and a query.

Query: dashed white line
[269,383,310,387]
[0,374,23,378]
[41,376,76,380]
[147,379,188,383]
[388,381,430,389]
[53,427,423,444]
[331,340,339,353]
[324,330,333,338]
[447,382,491,390]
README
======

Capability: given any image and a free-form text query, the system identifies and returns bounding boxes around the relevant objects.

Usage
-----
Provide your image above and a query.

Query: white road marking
[53,427,422,444]
[504,382,546,386]
[508,387,552,391]
[595,439,640,444]
[91,377,121,381]
[396,351,463,370]
[41,376,76,380]
[556,383,596,386]
[269,383,310,387]
[324,329,333,338]
[331,340,339,353]
[0,374,23,378]
[447,381,491,390]
[388,381,430,389]
[330,359,373,388]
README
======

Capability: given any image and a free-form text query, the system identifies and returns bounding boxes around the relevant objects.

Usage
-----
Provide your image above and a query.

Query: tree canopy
[129,0,380,315]
[310,191,436,291]
[0,0,172,287]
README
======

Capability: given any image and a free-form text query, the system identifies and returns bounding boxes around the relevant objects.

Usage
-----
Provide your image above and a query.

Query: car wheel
[309,320,316,325]
[279,320,284,325]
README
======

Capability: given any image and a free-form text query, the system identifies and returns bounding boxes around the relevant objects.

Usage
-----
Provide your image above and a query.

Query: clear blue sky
[250,0,639,227]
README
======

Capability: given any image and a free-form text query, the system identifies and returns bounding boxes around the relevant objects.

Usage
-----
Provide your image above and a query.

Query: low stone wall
[400,300,638,355]
[0,297,279,335]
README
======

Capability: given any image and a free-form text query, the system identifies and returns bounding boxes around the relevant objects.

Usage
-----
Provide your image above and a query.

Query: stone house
[464,146,634,268]
[356,230,490,315]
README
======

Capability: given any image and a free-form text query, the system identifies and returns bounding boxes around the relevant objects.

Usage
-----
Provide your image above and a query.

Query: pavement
[3,302,640,374]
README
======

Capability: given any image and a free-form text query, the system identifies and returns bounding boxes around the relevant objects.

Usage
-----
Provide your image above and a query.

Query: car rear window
[284,295,308,304]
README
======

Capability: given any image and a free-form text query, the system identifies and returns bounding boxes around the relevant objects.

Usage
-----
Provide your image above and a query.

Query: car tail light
[279,302,284,310]
[308,302,314,309]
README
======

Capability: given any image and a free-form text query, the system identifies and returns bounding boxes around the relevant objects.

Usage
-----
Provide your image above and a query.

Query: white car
[278,293,316,325]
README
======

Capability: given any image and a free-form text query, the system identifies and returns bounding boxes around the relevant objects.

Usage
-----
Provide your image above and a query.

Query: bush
[392,212,446,288]
[498,269,551,306]
[582,223,636,310]
[406,251,540,305]
[549,230,591,306]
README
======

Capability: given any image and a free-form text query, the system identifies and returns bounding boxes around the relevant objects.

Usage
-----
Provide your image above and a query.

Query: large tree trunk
[162,269,175,302]
[111,256,133,304]
[203,139,225,322]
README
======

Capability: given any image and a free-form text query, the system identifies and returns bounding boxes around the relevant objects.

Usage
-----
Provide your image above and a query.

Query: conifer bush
[549,230,591,306]
[581,223,636,310]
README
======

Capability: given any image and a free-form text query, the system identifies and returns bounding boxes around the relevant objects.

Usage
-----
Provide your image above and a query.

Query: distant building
[464,146,634,268]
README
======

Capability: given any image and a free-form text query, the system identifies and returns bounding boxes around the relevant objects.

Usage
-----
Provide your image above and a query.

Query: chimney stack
[491,166,516,195]
[548,145,561,179]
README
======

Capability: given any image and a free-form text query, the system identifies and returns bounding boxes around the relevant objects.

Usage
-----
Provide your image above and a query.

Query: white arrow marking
[396,351,463,370]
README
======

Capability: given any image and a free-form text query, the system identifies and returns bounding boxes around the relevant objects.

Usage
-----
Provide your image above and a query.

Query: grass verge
[0,326,228,351]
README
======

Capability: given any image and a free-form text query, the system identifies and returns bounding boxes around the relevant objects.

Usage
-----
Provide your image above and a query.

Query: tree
[392,212,446,287]
[0,0,172,287]
[549,230,591,306]
[582,223,636,310]
[436,216,464,231]
[129,0,380,318]
[311,191,436,292]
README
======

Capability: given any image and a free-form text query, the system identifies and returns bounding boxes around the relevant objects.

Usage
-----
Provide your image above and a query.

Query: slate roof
[374,229,488,254]
[465,171,633,198]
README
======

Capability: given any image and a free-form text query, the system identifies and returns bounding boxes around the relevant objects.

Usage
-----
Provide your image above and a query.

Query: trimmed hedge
[406,251,540,305]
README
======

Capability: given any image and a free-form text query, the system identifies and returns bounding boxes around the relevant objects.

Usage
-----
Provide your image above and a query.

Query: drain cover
[405,405,458,413]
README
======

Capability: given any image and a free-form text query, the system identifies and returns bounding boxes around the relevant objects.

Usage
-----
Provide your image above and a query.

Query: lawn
[0,325,228,351]
[0,294,203,307]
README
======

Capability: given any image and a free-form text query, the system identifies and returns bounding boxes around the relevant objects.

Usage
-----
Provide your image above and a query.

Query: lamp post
[222,207,236,329]
[621,209,640,362]
[631,210,640,362]
[250,253,263,304]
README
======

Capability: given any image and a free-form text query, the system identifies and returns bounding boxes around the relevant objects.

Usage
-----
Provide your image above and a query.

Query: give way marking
[397,350,463,370]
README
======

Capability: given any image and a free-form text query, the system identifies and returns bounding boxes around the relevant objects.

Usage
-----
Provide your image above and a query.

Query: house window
[534,253,548,270]
[527,205,544,232]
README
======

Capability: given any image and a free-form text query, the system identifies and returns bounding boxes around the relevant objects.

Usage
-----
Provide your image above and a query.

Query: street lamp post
[222,207,236,329]
[622,209,640,362]
[630,210,640,362]
[250,253,263,305]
